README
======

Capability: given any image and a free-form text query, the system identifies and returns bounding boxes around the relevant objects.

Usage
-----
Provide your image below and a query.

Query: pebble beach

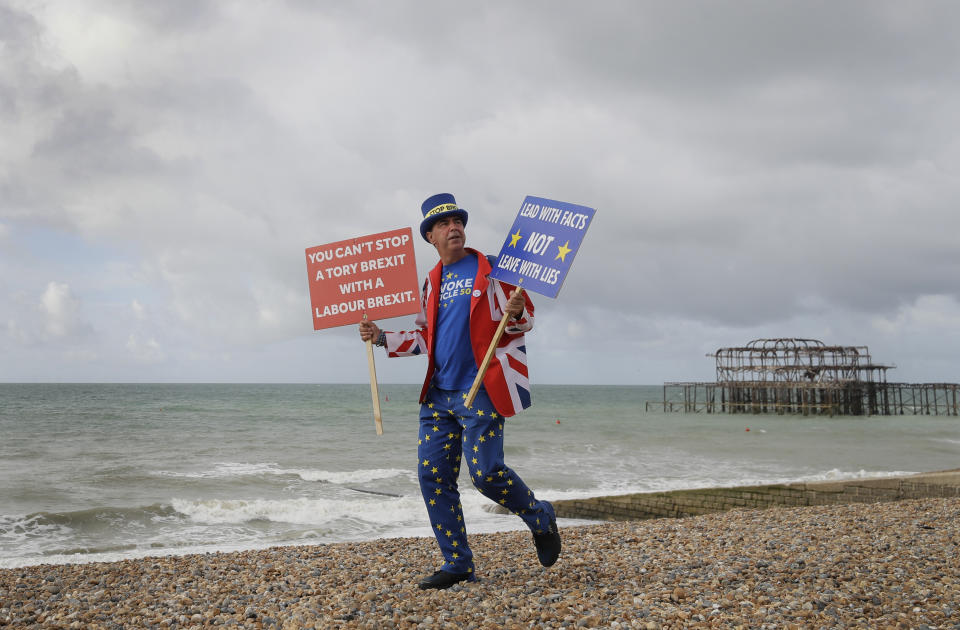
[2,498,958,629]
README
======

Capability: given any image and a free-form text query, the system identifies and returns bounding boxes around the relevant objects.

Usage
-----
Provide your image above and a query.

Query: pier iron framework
[651,338,959,416]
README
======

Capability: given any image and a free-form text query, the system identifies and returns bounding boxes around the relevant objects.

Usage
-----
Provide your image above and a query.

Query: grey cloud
[1,1,959,383]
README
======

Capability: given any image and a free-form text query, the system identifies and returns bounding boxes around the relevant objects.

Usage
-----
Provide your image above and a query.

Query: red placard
[305,227,420,330]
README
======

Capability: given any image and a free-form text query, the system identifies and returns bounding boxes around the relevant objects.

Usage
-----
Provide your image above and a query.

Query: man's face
[427,216,466,257]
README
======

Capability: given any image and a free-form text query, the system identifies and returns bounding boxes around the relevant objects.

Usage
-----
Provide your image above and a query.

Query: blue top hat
[420,193,469,241]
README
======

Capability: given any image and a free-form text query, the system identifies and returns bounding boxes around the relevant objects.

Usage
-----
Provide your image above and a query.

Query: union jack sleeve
[383,277,430,357]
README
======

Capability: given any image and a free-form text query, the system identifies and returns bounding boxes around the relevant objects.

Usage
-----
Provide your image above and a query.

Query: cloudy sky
[2,1,958,385]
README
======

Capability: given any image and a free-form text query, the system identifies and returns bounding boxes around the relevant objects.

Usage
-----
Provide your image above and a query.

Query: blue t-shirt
[432,254,478,390]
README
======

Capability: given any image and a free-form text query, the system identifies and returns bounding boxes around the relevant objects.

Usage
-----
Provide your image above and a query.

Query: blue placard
[488,196,596,298]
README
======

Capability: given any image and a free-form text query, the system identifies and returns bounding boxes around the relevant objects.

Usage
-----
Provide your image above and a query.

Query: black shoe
[418,569,475,590]
[533,518,561,567]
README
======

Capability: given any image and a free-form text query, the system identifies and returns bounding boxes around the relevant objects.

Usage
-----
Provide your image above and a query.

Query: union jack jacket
[383,248,535,417]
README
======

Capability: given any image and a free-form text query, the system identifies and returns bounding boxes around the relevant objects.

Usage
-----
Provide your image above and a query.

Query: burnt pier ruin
[652,338,959,416]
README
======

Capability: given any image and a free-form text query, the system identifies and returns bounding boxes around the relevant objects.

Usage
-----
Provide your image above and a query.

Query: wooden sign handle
[363,314,384,435]
[465,288,523,408]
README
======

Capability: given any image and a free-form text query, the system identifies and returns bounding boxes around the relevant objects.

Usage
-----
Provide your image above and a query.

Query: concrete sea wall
[552,470,960,521]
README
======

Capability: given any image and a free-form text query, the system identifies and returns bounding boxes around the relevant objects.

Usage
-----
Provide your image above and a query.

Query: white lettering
[559,211,589,229]
[519,202,540,218]
[308,250,333,264]
[497,254,521,273]
[522,231,556,256]
[338,279,375,294]
[316,299,366,317]
[518,259,542,278]
[538,206,562,223]
[374,233,411,250]
[359,253,407,273]
[539,266,561,285]
[323,263,359,278]
[366,290,415,309]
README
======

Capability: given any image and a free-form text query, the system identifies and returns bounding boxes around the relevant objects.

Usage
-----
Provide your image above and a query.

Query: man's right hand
[359,319,381,344]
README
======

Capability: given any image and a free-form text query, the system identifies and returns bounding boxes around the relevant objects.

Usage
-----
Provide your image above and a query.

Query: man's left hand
[505,290,525,320]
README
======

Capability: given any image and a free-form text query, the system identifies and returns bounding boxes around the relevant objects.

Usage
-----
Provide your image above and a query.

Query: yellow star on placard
[556,240,573,262]
[509,230,523,247]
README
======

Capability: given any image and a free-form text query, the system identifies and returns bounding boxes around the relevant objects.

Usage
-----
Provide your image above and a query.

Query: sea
[2,383,959,569]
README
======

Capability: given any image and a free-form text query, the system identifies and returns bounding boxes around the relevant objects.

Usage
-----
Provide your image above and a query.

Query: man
[358,193,561,590]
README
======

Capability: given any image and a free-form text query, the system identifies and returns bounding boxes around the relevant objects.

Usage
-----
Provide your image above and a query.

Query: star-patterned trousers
[417,386,555,575]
